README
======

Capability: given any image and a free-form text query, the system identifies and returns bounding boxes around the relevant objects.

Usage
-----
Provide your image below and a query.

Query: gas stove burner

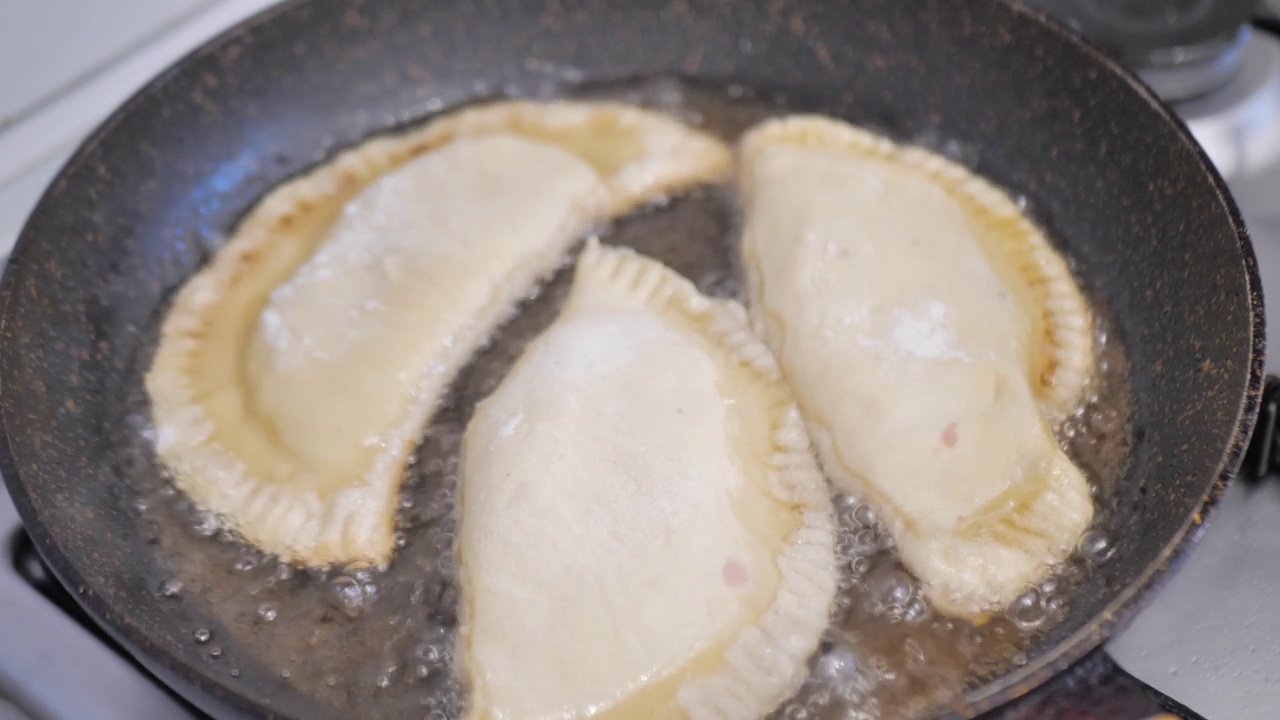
[1140,24,1251,102]
[1178,22,1280,181]
[1023,0,1257,100]
[1074,0,1220,33]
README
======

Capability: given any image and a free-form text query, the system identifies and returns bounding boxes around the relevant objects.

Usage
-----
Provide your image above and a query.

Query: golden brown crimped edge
[146,101,733,567]
[458,240,838,720]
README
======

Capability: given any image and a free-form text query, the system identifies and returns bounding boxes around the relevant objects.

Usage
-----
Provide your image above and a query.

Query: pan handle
[1244,375,1280,477]
[983,648,1202,720]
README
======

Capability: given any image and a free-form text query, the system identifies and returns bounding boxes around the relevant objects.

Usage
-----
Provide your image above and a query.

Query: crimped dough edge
[737,116,1096,617]
[741,115,1093,422]
[541,241,839,720]
[146,101,733,567]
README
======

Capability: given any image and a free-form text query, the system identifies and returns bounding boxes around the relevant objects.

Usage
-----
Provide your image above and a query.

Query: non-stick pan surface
[0,0,1263,718]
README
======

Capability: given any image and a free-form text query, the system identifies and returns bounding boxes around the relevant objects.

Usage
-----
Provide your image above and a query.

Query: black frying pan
[0,0,1264,719]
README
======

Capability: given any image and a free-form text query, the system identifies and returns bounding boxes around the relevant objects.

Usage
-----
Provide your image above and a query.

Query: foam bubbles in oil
[112,77,1133,720]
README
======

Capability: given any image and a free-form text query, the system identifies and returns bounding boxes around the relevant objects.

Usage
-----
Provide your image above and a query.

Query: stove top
[1,2,1279,718]
[1106,25,1280,718]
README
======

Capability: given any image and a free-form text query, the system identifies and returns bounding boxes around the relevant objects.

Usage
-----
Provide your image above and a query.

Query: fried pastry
[457,241,837,720]
[738,115,1094,616]
[146,102,731,566]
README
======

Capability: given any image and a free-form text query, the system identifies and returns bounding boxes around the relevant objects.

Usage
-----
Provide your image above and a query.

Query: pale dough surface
[146,102,732,566]
[458,242,836,720]
[739,116,1094,616]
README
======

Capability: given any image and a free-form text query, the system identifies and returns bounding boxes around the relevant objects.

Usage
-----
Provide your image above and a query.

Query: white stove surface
[1107,29,1280,718]
[0,0,285,254]
[1,2,1279,719]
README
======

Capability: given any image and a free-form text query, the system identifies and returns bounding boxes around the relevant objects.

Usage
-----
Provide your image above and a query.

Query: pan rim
[0,2,318,717]
[0,0,1265,718]
[947,1,1266,716]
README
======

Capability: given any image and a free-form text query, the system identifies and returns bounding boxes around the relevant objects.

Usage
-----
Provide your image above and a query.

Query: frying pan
[0,0,1264,718]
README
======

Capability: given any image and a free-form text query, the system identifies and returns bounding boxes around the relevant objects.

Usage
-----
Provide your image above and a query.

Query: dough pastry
[146,102,732,566]
[738,116,1094,617]
[457,241,837,720]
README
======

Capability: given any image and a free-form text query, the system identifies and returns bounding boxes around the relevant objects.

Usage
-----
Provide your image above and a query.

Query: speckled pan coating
[0,0,1262,718]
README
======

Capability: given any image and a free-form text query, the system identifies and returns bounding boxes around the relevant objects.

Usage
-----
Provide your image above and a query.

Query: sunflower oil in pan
[112,77,1133,720]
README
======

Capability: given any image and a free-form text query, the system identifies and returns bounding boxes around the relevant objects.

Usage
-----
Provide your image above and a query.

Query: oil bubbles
[1008,589,1047,631]
[866,567,929,624]
[157,578,184,599]
[1079,529,1114,562]
[327,570,380,619]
